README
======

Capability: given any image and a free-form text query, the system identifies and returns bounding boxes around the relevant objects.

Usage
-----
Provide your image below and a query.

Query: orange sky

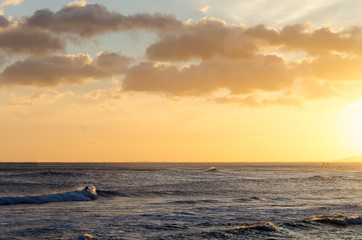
[1,0,362,162]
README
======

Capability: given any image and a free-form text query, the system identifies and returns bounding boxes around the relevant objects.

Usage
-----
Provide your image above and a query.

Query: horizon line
[0,161,361,164]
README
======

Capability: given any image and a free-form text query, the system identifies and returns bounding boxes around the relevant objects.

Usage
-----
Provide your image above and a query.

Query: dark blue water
[0,162,361,239]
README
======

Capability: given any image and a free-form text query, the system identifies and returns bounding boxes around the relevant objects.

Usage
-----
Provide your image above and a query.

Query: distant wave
[165,199,219,205]
[4,170,79,178]
[233,196,264,202]
[67,233,93,240]
[305,215,362,226]
[0,186,97,205]
[236,222,277,231]
[204,167,217,172]
[96,189,129,197]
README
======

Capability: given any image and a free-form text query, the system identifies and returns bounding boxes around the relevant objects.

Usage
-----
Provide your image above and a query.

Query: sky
[1,0,362,162]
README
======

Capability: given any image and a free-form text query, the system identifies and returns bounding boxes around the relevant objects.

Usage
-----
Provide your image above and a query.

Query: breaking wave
[305,215,362,226]
[0,186,97,205]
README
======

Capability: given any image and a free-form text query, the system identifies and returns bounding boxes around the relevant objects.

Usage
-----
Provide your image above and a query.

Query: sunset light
[0,1,361,239]
[1,0,362,162]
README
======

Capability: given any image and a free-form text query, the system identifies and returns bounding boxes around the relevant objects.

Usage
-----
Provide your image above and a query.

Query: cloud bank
[1,3,362,106]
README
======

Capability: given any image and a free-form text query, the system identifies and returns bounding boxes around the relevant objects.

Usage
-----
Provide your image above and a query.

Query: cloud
[83,89,108,100]
[136,17,362,103]
[65,0,87,8]
[0,3,184,55]
[276,24,362,55]
[198,5,210,13]
[83,87,124,102]
[300,54,362,81]
[146,19,362,62]
[6,90,73,105]
[0,27,65,55]
[1,3,361,63]
[0,52,132,88]
[25,3,185,37]
[244,23,362,56]
[300,79,344,100]
[147,18,253,61]
[0,0,23,7]
[0,3,185,55]
[122,55,294,96]
[122,52,362,102]
[1,4,361,106]
[213,94,302,107]
[0,15,9,27]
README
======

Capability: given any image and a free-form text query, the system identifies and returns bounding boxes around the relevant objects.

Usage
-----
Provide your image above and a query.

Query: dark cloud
[122,55,294,96]
[147,19,362,61]
[0,27,65,55]
[0,52,131,87]
[25,4,184,37]
[147,18,254,61]
[0,15,10,28]
[0,3,184,55]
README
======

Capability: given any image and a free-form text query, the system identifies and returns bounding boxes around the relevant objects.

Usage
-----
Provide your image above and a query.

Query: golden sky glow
[1,0,362,162]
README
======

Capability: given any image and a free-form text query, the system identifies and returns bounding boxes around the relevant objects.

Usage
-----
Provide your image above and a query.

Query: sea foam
[0,186,97,205]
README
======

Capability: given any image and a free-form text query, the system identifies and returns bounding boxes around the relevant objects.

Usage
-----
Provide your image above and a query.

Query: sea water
[0,162,361,239]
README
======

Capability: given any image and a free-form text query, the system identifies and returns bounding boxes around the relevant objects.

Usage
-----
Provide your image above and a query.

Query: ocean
[0,162,361,239]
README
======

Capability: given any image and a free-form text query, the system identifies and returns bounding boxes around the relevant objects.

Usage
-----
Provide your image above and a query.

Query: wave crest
[305,215,362,226]
[0,186,97,205]
[236,222,277,231]
[204,167,217,172]
[67,233,93,240]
